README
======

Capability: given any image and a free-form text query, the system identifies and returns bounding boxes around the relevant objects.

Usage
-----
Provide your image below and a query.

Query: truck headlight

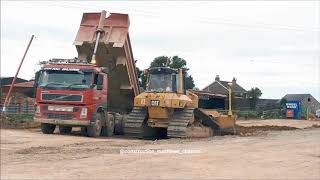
[48,106,73,112]
[80,107,87,118]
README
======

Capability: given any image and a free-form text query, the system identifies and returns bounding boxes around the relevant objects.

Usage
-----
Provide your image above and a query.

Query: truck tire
[41,123,56,134]
[80,127,87,136]
[87,113,103,137]
[114,113,124,135]
[59,126,72,134]
[101,113,115,137]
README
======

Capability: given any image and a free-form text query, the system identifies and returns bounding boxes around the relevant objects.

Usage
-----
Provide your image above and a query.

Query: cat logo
[150,100,160,107]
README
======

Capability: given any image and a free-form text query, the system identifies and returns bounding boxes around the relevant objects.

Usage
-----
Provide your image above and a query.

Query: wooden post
[2,35,34,113]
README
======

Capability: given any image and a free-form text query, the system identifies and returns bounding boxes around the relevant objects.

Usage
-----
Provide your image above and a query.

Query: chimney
[232,77,237,86]
[215,75,220,81]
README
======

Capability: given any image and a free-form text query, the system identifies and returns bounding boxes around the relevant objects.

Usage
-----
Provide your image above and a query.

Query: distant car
[316,109,320,118]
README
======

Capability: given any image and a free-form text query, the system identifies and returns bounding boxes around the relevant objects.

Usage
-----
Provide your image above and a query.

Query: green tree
[278,98,288,118]
[170,56,188,71]
[279,98,287,108]
[247,87,262,110]
[147,55,195,90]
[185,75,195,90]
[136,66,148,89]
[150,56,170,67]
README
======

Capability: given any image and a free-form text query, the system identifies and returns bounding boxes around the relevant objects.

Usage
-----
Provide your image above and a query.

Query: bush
[6,114,34,121]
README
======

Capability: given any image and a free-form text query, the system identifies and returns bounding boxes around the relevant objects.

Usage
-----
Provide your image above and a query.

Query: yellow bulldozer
[123,67,236,138]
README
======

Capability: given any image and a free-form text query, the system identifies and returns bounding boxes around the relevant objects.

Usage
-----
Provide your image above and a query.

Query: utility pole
[2,35,34,113]
[227,82,233,116]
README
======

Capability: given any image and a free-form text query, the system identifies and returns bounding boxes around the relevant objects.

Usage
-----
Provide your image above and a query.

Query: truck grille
[46,113,75,120]
[41,93,82,102]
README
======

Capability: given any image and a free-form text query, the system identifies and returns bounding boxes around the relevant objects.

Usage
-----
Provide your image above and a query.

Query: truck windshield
[147,73,173,92]
[39,70,93,90]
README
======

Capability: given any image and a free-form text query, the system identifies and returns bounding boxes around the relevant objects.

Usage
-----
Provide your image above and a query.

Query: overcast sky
[1,1,319,100]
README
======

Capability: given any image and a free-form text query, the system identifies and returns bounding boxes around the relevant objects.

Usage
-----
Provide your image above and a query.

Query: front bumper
[34,117,90,126]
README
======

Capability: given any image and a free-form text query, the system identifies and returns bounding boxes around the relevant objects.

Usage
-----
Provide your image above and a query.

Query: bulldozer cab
[146,67,185,94]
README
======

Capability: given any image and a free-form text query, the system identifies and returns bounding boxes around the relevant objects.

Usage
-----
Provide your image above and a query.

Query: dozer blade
[167,108,222,138]
[185,126,213,138]
[194,108,221,136]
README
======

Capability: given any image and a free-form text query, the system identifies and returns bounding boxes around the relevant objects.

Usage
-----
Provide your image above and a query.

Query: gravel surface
[1,119,320,179]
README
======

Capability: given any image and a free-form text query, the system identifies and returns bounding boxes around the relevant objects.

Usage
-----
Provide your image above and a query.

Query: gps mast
[33,11,140,137]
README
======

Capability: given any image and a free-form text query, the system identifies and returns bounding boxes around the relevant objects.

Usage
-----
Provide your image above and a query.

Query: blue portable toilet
[285,101,301,120]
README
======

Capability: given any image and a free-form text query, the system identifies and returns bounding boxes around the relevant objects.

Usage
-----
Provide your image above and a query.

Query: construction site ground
[1,119,320,179]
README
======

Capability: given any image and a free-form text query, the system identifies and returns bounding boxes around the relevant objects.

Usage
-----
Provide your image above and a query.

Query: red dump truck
[33,11,140,137]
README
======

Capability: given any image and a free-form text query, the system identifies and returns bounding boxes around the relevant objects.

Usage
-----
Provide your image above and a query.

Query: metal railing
[0,103,34,115]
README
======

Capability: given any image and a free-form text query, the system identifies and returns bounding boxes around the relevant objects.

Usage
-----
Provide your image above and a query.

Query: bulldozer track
[167,108,195,138]
[123,107,147,138]
[124,107,221,138]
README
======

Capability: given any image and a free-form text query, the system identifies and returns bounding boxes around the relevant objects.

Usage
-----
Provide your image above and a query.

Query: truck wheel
[87,113,102,137]
[80,127,87,136]
[59,126,72,134]
[41,123,56,134]
[101,114,115,137]
[114,113,124,135]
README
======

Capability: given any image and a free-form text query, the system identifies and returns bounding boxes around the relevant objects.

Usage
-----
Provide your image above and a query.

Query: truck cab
[34,59,113,137]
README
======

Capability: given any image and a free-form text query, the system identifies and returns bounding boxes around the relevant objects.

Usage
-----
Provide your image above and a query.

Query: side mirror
[33,71,40,88]
[96,74,103,90]
[97,85,103,90]
[97,74,103,85]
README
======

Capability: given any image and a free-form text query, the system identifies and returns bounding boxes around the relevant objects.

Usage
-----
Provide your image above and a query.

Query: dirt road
[1,120,320,179]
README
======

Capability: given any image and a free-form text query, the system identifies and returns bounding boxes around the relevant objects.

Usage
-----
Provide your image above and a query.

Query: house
[1,77,35,105]
[0,77,28,86]
[256,99,280,110]
[282,94,320,114]
[202,75,247,98]
[202,75,248,110]
[190,90,227,110]
[1,77,28,99]
[1,77,34,96]
[1,81,35,97]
